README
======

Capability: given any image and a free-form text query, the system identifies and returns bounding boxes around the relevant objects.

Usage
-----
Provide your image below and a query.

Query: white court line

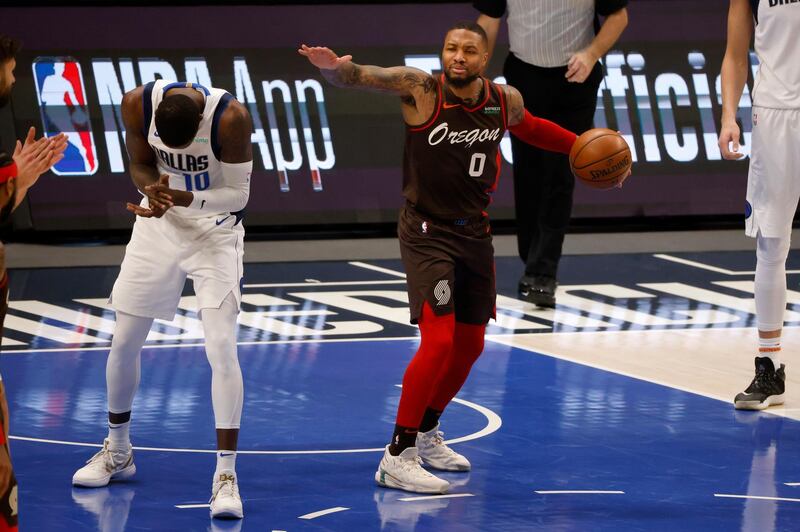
[10,394,501,454]
[244,280,407,288]
[4,330,553,356]
[714,494,800,503]
[486,336,733,405]
[785,483,800,487]
[298,506,350,520]
[398,494,475,502]
[653,254,746,275]
[392,384,502,445]
[0,335,423,355]
[349,261,407,278]
[654,253,800,275]
[535,490,625,495]
[486,328,800,420]
[175,503,210,509]
[10,318,782,357]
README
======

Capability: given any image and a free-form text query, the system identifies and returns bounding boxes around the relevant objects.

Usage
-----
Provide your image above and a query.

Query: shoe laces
[397,453,433,478]
[86,442,126,470]
[747,366,778,392]
[428,431,457,456]
[211,473,239,502]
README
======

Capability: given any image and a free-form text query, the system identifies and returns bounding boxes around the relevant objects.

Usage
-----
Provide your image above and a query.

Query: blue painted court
[4,252,800,530]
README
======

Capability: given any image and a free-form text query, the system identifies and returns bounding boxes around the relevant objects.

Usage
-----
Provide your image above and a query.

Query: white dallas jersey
[751,0,800,109]
[145,80,236,219]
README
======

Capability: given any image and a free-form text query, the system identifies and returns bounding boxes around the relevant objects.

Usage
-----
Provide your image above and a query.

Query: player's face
[441,30,487,88]
[0,58,16,107]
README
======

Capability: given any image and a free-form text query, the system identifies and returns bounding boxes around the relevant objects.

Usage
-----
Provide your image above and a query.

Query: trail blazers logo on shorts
[434,280,451,306]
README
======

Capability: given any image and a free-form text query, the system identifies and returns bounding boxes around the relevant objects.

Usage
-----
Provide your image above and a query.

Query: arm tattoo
[503,85,526,126]
[323,63,435,97]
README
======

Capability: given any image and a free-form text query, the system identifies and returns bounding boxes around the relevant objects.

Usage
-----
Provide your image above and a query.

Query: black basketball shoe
[734,357,786,410]
[519,276,557,308]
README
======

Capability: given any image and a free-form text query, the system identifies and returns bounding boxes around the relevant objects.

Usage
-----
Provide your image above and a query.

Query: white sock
[107,421,130,451]
[215,450,237,476]
[758,336,781,369]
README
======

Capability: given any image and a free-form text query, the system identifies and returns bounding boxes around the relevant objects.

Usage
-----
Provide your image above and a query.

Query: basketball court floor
[3,234,800,531]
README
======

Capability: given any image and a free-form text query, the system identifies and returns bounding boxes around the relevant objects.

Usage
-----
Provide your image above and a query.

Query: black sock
[388,424,418,456]
[419,407,443,433]
[109,411,131,425]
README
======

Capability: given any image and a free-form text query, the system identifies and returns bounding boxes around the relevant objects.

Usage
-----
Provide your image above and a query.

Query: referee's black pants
[503,52,603,281]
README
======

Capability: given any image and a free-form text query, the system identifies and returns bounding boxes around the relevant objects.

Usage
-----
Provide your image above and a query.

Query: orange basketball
[569,128,632,189]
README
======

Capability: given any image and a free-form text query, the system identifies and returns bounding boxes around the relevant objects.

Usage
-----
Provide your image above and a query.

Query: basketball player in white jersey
[71,81,253,519]
[719,0,800,410]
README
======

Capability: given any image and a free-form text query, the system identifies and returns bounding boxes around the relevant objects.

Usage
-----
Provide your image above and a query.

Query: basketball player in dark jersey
[301,21,620,494]
[0,35,68,530]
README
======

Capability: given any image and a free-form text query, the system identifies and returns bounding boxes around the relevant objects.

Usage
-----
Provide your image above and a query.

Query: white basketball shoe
[72,438,136,488]
[375,445,449,494]
[416,424,471,471]
[210,470,243,519]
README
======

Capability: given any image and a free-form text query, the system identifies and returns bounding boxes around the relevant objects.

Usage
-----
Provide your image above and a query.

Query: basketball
[569,128,632,189]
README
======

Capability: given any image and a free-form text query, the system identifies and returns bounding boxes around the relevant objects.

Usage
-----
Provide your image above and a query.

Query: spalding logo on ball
[569,128,632,189]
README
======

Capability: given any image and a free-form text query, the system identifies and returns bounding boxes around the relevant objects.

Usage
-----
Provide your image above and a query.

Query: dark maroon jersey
[402,74,508,219]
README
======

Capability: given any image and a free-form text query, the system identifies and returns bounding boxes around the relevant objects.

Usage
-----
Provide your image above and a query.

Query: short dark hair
[446,21,488,47]
[154,94,202,148]
[0,35,22,64]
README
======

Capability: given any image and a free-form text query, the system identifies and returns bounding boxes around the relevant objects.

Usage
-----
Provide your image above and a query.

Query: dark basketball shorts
[0,406,17,532]
[398,206,496,325]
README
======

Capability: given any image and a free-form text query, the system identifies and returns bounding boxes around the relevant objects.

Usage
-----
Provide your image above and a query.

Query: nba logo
[32,58,98,175]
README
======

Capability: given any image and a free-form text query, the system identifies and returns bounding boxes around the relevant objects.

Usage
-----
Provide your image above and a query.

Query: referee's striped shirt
[474,0,628,68]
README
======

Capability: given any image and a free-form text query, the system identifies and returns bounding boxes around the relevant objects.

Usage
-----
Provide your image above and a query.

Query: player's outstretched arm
[718,0,753,160]
[298,44,435,98]
[504,85,631,186]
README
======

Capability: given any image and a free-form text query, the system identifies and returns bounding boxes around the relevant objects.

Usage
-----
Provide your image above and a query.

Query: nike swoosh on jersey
[216,216,231,225]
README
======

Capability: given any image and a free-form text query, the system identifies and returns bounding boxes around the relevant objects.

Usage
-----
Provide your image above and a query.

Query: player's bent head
[155,94,202,148]
[0,35,22,107]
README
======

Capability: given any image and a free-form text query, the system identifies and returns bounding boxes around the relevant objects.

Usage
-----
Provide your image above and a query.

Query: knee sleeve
[428,322,486,412]
[754,233,791,331]
[396,303,456,427]
[201,292,243,429]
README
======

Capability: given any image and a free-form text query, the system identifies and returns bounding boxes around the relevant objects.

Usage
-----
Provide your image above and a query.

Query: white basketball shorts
[110,209,244,320]
[745,107,800,238]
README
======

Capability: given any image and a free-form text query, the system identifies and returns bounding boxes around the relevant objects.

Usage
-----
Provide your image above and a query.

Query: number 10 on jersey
[183,171,210,191]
